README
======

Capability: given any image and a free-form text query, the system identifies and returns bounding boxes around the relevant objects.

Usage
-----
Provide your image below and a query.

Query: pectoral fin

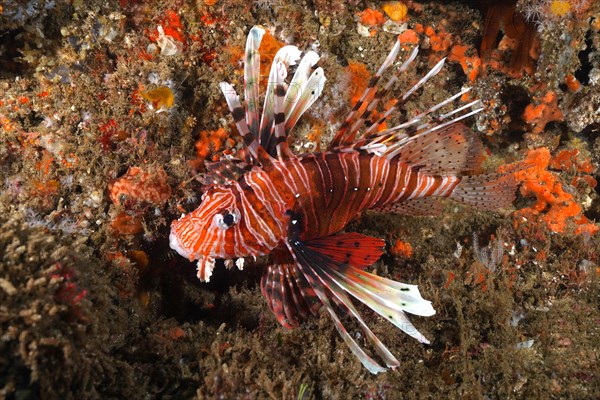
[304,232,385,268]
[282,235,435,374]
[260,262,319,328]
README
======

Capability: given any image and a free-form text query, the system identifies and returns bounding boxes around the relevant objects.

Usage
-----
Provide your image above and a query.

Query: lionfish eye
[214,210,239,230]
[223,213,235,227]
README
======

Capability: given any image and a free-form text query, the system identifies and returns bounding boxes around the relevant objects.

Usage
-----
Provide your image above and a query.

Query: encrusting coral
[522,91,564,135]
[109,166,171,208]
[504,148,598,237]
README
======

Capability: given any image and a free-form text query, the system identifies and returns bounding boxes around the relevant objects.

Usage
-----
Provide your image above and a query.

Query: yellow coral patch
[550,0,571,16]
[141,86,175,109]
[382,2,408,22]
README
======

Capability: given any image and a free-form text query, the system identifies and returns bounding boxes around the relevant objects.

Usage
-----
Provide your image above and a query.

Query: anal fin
[374,197,443,216]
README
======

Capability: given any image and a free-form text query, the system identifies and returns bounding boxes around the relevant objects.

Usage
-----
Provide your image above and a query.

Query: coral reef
[1,0,599,398]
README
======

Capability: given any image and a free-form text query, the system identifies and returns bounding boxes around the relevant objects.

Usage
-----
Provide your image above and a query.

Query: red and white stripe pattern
[170,144,463,281]
[269,152,461,239]
[169,26,517,374]
[169,170,287,281]
[171,27,492,267]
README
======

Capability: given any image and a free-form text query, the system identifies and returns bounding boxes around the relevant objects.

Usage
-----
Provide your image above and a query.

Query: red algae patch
[109,166,171,208]
[193,128,235,165]
[448,44,481,83]
[390,239,413,258]
[345,61,371,107]
[357,8,386,27]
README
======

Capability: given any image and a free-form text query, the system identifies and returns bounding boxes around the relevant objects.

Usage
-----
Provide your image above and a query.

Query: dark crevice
[574,25,594,86]
[0,29,28,76]
[0,3,72,79]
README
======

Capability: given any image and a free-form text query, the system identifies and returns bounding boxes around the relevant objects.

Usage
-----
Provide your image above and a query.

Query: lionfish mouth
[168,230,193,260]
[169,230,247,282]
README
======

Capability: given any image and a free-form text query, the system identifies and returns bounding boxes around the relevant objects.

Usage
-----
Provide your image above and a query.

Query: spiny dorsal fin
[330,39,404,148]
[259,45,302,154]
[221,27,325,163]
[328,31,487,159]
[219,81,273,166]
[244,26,264,138]
[344,46,421,145]
[284,65,325,135]
[284,50,320,120]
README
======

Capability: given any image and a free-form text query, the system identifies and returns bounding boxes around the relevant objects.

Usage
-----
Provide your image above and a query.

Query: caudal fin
[450,171,517,210]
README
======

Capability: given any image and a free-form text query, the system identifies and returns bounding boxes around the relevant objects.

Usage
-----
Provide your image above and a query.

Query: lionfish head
[169,182,285,281]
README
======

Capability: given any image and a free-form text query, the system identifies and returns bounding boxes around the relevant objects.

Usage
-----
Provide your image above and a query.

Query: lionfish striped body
[170,26,515,373]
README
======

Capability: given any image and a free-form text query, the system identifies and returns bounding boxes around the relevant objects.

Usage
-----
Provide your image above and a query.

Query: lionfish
[170,26,515,373]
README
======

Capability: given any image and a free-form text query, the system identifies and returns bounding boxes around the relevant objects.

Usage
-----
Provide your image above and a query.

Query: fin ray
[290,242,398,373]
[261,262,318,328]
[259,45,302,155]
[273,61,295,159]
[284,51,320,119]
[284,67,326,134]
[330,40,403,148]
[287,238,435,373]
[219,82,273,165]
[385,123,484,175]
[244,26,265,137]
